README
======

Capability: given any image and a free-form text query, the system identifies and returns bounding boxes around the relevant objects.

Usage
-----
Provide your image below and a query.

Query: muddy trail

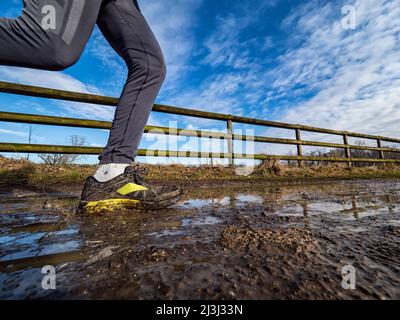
[0,179,399,300]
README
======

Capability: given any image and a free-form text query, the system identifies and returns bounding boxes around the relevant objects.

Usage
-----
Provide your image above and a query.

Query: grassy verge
[1,157,400,188]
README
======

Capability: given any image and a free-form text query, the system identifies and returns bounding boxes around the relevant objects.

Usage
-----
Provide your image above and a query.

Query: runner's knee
[158,57,167,84]
[126,48,167,85]
[150,58,167,85]
[154,48,167,83]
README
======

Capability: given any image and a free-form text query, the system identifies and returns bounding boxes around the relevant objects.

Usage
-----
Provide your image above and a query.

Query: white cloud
[0,66,114,120]
[0,124,44,142]
[0,66,93,92]
[272,0,400,139]
[0,128,27,137]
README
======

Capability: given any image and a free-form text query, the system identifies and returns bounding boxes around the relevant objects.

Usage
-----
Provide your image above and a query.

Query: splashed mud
[0,179,399,299]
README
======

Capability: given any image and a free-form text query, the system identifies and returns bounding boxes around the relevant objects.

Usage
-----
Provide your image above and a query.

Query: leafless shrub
[39,135,86,165]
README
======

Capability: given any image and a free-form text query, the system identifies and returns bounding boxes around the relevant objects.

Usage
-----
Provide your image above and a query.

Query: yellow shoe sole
[80,199,140,214]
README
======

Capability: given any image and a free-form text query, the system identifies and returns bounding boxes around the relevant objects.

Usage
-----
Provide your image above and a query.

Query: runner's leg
[97,0,166,165]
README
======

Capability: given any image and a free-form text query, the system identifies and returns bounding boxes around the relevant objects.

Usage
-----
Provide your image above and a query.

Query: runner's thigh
[0,0,102,70]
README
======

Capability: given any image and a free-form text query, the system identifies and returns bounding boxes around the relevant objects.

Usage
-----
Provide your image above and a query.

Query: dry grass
[252,159,400,179]
[1,156,400,187]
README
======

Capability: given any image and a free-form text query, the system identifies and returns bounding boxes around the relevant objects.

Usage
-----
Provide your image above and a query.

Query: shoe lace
[132,164,149,185]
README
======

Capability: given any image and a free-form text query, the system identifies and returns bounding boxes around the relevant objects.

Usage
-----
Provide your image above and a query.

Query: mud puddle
[0,179,399,299]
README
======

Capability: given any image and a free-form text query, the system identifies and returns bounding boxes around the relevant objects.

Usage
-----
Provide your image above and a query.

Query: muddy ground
[0,179,399,300]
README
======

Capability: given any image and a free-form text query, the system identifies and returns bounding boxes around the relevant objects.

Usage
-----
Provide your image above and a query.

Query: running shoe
[78,164,183,213]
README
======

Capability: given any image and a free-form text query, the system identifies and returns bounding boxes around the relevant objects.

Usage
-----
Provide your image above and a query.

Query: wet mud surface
[0,179,399,299]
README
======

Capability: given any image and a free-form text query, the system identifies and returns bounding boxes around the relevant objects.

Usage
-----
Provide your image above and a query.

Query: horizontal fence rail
[1,81,400,166]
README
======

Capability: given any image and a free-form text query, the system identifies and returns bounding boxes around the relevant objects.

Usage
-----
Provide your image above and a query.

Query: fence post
[377,139,385,166]
[227,118,234,167]
[296,129,304,167]
[343,134,352,167]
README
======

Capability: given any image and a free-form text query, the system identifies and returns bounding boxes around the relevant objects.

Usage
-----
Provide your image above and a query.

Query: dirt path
[0,179,399,299]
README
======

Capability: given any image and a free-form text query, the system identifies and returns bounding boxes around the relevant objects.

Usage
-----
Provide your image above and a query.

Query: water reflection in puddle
[236,194,264,204]
[179,197,230,209]
[182,216,221,227]
[147,229,184,239]
[148,215,221,239]
[0,206,83,276]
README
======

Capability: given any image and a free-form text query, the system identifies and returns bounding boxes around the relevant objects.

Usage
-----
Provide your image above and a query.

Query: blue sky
[1,0,400,164]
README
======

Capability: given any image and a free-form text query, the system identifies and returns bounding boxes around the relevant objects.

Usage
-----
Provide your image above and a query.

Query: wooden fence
[1,81,400,166]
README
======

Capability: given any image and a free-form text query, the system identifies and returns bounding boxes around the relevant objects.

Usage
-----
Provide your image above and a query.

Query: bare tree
[26,124,34,161]
[39,135,86,165]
